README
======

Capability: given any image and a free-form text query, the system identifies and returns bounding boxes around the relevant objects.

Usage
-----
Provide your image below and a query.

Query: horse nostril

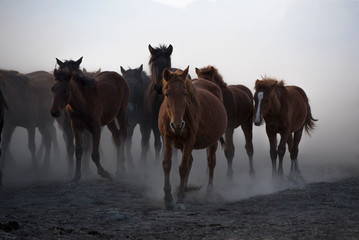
[181,121,185,129]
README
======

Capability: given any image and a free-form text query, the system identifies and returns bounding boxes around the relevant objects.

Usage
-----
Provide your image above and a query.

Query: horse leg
[38,125,52,170]
[63,126,75,177]
[90,124,110,179]
[162,136,174,209]
[139,123,151,164]
[152,122,162,161]
[207,142,218,192]
[177,140,195,209]
[277,131,290,177]
[289,128,304,179]
[266,127,277,177]
[125,123,135,167]
[82,130,92,176]
[107,121,124,175]
[72,125,84,184]
[224,128,235,179]
[49,123,61,162]
[27,127,38,169]
[0,125,15,170]
[241,118,254,176]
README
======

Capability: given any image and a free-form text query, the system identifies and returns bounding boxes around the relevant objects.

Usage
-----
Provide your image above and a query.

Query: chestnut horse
[159,67,227,209]
[196,66,254,178]
[253,77,317,179]
[0,88,8,186]
[51,58,129,184]
[120,65,151,165]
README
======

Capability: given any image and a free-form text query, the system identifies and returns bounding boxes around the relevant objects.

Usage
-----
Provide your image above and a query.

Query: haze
[1,0,358,200]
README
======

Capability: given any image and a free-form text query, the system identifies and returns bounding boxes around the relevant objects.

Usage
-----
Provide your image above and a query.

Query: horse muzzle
[170,121,185,134]
[253,118,263,126]
[51,109,61,118]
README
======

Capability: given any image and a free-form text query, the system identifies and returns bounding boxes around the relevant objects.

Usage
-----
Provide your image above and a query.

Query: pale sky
[1,0,359,156]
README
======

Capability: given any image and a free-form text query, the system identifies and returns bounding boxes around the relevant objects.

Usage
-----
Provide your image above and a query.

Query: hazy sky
[1,0,359,158]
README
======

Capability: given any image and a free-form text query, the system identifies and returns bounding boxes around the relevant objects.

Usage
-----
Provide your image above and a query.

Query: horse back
[224,85,253,128]
[193,89,227,149]
[192,78,223,102]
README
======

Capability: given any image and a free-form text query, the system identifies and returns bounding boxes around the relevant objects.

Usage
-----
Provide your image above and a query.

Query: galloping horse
[55,65,101,176]
[51,58,129,184]
[196,66,254,178]
[159,67,227,209]
[0,70,57,170]
[0,88,8,186]
[120,65,151,165]
[253,77,317,179]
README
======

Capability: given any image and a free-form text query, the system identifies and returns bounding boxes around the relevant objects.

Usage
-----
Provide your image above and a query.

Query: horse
[51,57,129,184]
[195,66,254,178]
[55,66,101,176]
[0,88,8,186]
[0,70,57,171]
[253,77,317,179]
[120,64,152,165]
[158,67,227,209]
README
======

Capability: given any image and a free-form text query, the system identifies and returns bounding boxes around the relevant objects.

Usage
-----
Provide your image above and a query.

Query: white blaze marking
[255,92,264,123]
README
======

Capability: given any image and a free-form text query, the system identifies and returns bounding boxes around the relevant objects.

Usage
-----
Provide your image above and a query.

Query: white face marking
[254,91,264,124]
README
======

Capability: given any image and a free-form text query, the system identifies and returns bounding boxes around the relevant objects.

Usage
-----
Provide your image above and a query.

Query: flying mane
[255,76,285,90]
[201,66,227,88]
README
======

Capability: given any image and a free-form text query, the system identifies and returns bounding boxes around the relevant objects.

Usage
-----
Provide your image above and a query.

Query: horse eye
[164,93,168,97]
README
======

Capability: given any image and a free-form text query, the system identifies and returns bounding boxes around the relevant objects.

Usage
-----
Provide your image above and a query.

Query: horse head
[253,78,283,126]
[162,66,190,134]
[56,57,83,71]
[50,68,73,118]
[195,65,227,88]
[148,44,173,94]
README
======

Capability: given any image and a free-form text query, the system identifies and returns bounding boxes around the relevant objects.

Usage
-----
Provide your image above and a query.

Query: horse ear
[148,44,155,55]
[181,66,189,79]
[166,44,173,55]
[96,68,101,74]
[56,58,64,67]
[195,67,200,77]
[139,64,143,72]
[74,57,83,68]
[120,66,126,75]
[163,68,171,82]
[83,68,88,74]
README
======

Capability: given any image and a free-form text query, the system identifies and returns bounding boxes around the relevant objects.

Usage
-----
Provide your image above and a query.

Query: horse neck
[270,87,283,114]
[68,79,90,112]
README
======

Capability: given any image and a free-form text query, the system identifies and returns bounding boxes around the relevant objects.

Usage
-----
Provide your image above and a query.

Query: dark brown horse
[146,44,174,160]
[196,66,254,178]
[55,66,101,176]
[253,77,317,179]
[0,70,57,171]
[120,65,151,165]
[0,88,8,186]
[159,67,227,209]
[51,58,129,184]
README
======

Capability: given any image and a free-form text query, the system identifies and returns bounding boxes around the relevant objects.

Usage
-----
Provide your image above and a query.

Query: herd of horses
[0,44,317,209]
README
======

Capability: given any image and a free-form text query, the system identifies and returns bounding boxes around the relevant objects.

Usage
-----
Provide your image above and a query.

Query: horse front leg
[224,128,234,179]
[107,121,124,175]
[162,136,174,209]
[139,123,151,165]
[266,127,277,177]
[27,127,38,169]
[177,138,195,209]
[38,125,52,170]
[125,123,135,167]
[71,124,84,185]
[278,130,291,177]
[91,124,110,178]
[241,117,254,176]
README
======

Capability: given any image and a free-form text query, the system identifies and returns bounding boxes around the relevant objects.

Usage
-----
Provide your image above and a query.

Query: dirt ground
[1,165,358,240]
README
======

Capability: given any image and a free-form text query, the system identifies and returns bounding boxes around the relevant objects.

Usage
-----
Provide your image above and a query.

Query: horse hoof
[164,200,175,210]
[99,170,111,179]
[176,202,186,210]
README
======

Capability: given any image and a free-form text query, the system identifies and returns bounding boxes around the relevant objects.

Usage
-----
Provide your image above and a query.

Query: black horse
[121,65,152,165]
[0,88,8,186]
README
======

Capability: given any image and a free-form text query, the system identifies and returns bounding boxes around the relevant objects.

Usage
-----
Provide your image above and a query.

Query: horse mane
[200,66,227,88]
[149,44,172,87]
[255,76,285,91]
[54,68,95,87]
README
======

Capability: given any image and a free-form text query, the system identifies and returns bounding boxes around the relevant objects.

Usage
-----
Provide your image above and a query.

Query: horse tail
[304,106,317,136]
[219,137,225,149]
